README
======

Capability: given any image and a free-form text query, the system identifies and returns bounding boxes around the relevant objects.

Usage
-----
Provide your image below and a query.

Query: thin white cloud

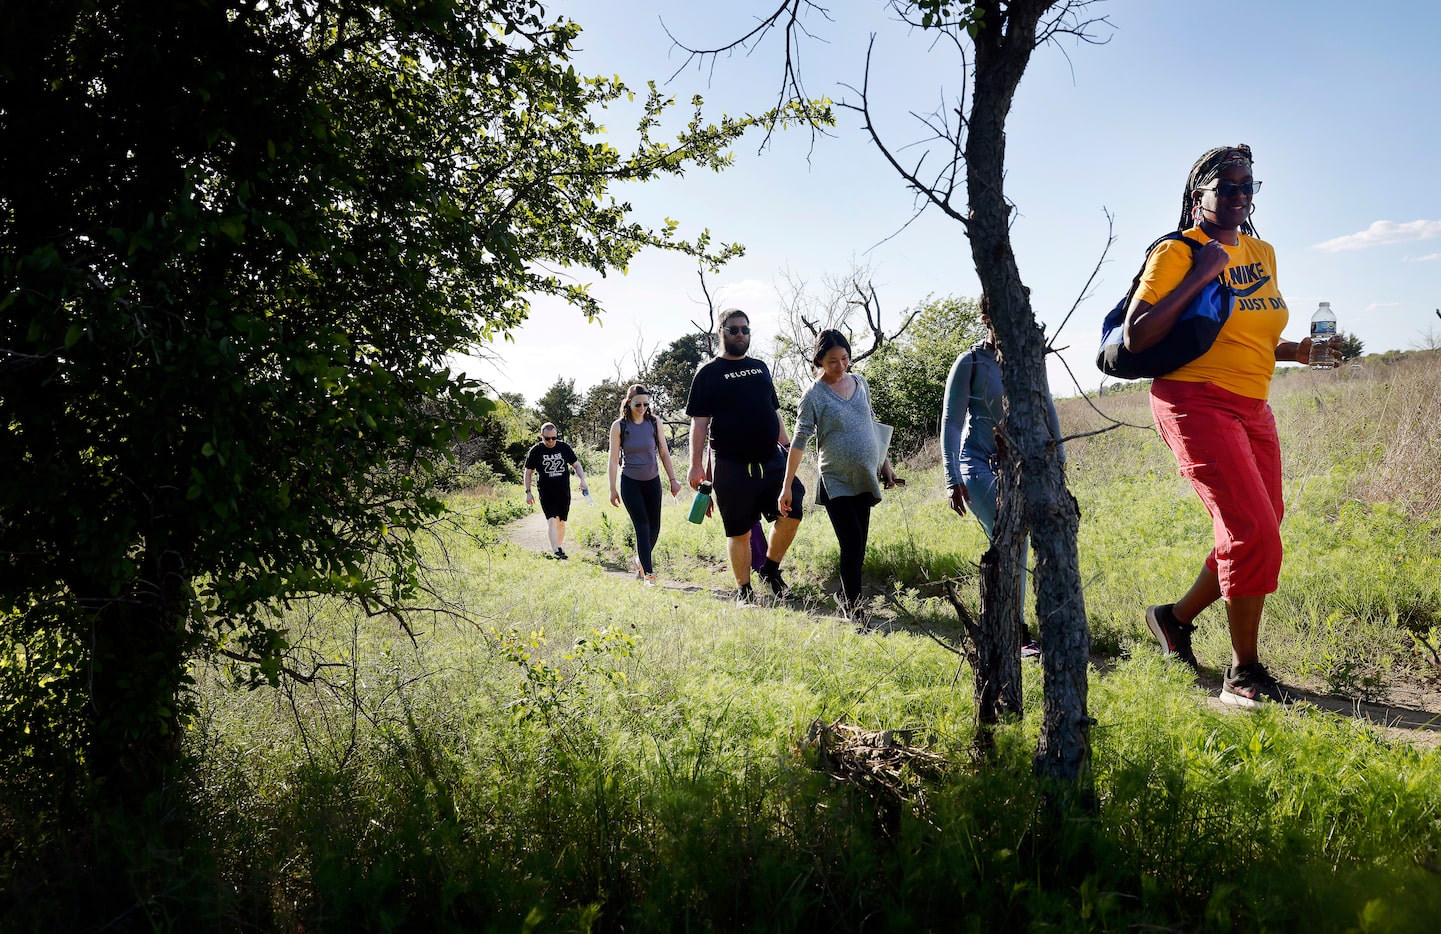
[1314,219,1441,252]
[1402,252,1441,263]
[1363,303,1400,314]
[714,278,777,309]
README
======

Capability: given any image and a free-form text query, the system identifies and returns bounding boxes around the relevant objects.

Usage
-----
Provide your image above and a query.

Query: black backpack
[1096,232,1235,380]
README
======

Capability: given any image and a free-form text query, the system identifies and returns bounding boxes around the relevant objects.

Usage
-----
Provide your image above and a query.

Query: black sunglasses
[1202,180,1262,198]
[722,325,751,336]
[541,435,558,442]
[632,401,650,409]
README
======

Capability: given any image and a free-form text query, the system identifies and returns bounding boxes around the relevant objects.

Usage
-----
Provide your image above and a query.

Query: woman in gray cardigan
[779,330,900,620]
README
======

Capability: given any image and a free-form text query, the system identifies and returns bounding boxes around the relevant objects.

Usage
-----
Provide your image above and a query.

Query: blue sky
[465,0,1441,406]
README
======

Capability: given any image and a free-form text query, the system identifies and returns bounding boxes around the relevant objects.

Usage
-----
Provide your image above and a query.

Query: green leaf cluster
[906,0,987,33]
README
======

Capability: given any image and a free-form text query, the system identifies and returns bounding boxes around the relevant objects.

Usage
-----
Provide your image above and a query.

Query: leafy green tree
[645,331,712,423]
[499,391,531,415]
[0,0,821,804]
[861,295,983,451]
[536,377,585,442]
[453,396,529,482]
[496,391,539,463]
[1337,331,1365,361]
[576,378,630,453]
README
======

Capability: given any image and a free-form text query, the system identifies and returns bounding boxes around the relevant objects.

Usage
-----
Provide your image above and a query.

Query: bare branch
[689,262,720,356]
[847,277,921,363]
[1035,1,1115,48]
[662,2,835,149]
[838,35,970,227]
[1051,349,1153,438]
[216,648,350,685]
[1048,207,1117,350]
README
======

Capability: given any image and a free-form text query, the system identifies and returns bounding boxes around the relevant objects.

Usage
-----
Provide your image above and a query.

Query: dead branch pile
[801,718,949,814]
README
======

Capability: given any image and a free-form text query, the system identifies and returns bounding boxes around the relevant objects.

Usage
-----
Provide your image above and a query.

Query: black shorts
[538,487,571,521]
[712,449,804,538]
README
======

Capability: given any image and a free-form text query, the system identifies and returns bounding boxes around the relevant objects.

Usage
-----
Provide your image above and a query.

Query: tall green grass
[7,354,1440,931]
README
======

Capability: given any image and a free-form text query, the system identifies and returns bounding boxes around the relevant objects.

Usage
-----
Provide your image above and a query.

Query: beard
[722,334,749,356]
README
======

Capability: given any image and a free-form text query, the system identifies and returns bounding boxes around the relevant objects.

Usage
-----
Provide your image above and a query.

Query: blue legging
[620,474,663,574]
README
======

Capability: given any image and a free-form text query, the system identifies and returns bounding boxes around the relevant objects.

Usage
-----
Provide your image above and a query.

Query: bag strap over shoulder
[1122,232,1203,308]
[617,416,660,468]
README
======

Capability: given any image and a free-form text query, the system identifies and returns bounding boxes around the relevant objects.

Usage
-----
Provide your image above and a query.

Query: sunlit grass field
[13,353,1441,931]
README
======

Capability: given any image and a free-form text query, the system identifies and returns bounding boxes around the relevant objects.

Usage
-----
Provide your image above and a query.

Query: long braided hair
[1178,144,1258,237]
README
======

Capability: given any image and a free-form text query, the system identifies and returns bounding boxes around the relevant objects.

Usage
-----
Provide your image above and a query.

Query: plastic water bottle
[687,481,712,524]
[1308,302,1338,369]
[582,489,595,506]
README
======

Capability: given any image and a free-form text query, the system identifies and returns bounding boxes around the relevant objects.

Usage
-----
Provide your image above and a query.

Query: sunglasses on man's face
[722,325,751,336]
[541,435,558,442]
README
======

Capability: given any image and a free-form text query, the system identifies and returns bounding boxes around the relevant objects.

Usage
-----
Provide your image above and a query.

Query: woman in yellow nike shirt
[1126,144,1336,708]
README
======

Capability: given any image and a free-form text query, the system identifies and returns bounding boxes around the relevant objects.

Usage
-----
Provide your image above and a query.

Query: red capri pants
[1149,378,1284,599]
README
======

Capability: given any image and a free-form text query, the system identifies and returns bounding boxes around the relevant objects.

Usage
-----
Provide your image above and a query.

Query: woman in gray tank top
[606,384,683,584]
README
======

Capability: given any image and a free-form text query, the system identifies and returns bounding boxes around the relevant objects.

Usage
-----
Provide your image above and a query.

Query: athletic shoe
[643,573,658,587]
[631,555,644,580]
[735,582,757,607]
[1020,641,1042,659]
[1145,604,1199,672]
[756,565,790,598]
[554,548,568,560]
[1221,663,1298,709]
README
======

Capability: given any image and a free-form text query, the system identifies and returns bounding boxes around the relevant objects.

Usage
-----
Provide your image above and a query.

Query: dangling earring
[1191,201,1205,226]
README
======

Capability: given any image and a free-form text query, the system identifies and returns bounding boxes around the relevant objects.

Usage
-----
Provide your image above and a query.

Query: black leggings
[620,474,663,574]
[823,492,873,610]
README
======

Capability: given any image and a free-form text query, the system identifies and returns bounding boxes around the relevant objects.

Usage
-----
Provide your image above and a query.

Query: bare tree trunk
[676,0,1096,791]
[974,444,1025,750]
[966,0,1092,792]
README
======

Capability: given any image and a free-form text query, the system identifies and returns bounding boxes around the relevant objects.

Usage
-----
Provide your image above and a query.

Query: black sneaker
[1145,604,1199,672]
[755,565,789,598]
[735,582,757,607]
[1221,663,1298,709]
[554,548,568,560]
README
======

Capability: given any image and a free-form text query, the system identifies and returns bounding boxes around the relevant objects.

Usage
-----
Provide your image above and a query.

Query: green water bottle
[687,481,712,524]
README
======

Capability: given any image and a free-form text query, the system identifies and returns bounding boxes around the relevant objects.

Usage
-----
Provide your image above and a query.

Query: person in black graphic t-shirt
[685,308,804,605]
[523,423,589,559]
